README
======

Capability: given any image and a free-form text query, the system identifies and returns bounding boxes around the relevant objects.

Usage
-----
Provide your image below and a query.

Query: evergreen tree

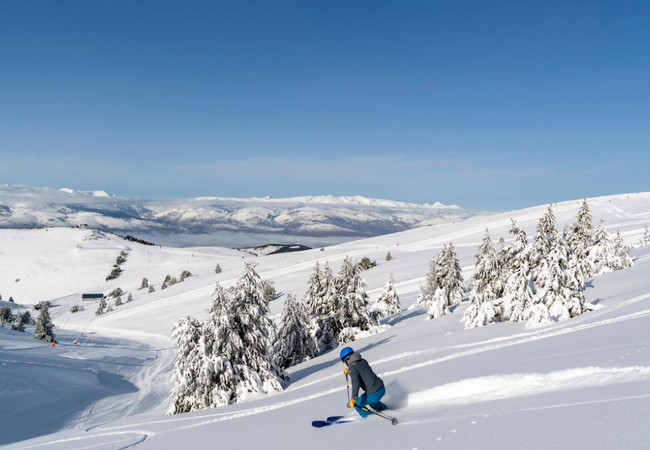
[413,256,438,309]
[527,229,590,326]
[464,229,502,328]
[613,230,633,270]
[95,296,107,316]
[370,274,401,320]
[499,220,535,322]
[565,199,595,287]
[0,306,12,325]
[532,205,559,265]
[336,257,375,342]
[304,262,323,318]
[168,316,202,415]
[419,243,465,320]
[358,257,376,271]
[196,283,245,409]
[335,256,356,298]
[309,262,341,354]
[11,311,30,332]
[169,276,289,415]
[639,225,650,247]
[586,220,619,276]
[261,279,277,303]
[436,243,465,306]
[426,286,448,320]
[228,262,288,385]
[33,304,56,343]
[274,294,317,369]
[180,270,192,281]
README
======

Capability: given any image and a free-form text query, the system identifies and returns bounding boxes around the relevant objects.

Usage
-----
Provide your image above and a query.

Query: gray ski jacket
[347,352,383,399]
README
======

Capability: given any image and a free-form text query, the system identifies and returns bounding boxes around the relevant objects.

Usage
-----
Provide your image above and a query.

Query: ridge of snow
[189,194,456,208]
[0,184,479,248]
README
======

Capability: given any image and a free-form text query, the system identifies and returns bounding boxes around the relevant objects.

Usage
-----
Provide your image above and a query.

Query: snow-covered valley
[0,185,482,248]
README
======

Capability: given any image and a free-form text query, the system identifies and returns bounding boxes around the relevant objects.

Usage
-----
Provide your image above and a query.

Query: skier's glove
[343,368,349,376]
[347,399,356,408]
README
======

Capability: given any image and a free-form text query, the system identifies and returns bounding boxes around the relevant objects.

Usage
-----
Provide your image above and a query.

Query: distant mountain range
[0,185,489,248]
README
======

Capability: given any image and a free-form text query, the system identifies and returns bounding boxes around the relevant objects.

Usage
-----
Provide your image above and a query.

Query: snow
[1,192,650,449]
[0,184,482,248]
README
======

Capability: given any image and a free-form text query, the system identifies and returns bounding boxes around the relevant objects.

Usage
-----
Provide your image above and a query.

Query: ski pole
[355,405,399,425]
[345,374,350,403]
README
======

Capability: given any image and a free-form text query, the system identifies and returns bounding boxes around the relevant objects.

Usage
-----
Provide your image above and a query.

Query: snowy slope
[0,185,483,248]
[1,192,650,449]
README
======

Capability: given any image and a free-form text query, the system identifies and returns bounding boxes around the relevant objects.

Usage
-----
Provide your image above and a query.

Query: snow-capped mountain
[0,185,486,247]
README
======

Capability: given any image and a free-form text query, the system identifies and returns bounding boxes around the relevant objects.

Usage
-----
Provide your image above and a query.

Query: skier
[340,347,388,417]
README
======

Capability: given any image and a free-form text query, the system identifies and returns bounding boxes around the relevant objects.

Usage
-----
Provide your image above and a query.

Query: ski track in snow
[380,305,650,380]
[406,366,650,408]
[13,430,153,450]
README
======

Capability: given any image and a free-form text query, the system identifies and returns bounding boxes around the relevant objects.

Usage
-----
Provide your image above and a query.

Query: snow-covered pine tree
[33,304,55,343]
[532,205,559,265]
[304,262,323,318]
[229,262,288,386]
[274,294,317,369]
[196,282,246,409]
[463,229,502,328]
[11,311,30,332]
[309,262,341,354]
[0,306,12,326]
[612,230,633,270]
[410,249,454,320]
[585,219,619,276]
[413,256,438,309]
[335,256,356,298]
[639,225,650,247]
[336,256,375,343]
[565,199,595,287]
[370,274,401,321]
[95,296,107,316]
[527,224,591,326]
[436,243,465,306]
[499,220,535,322]
[426,286,448,320]
[168,316,202,415]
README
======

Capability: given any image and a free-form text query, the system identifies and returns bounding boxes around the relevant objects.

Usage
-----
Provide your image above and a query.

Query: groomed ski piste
[1,193,650,449]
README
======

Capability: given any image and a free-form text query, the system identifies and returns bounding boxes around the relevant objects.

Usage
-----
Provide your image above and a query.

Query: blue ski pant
[354,385,387,417]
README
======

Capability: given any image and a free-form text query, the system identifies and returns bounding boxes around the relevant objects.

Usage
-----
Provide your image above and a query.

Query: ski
[312,410,398,427]
[311,416,354,428]
[327,416,346,422]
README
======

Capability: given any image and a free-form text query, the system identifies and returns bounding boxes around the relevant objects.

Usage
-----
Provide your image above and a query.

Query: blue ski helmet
[340,347,354,362]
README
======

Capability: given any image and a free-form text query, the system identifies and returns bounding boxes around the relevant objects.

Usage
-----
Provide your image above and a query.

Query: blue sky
[1,1,648,210]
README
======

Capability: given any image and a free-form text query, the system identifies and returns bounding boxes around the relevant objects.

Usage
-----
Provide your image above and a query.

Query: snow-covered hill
[1,192,650,449]
[0,185,483,248]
